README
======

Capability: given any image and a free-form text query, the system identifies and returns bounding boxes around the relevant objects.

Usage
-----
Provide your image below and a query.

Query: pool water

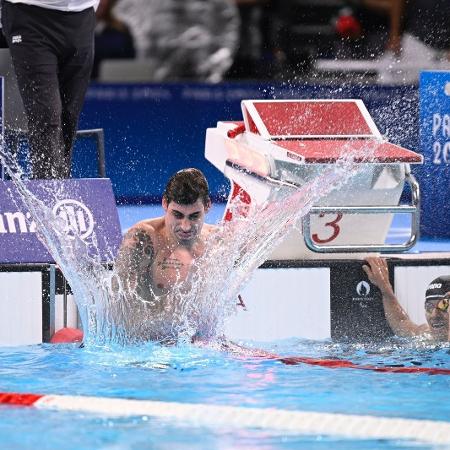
[1,166,449,449]
[1,338,449,449]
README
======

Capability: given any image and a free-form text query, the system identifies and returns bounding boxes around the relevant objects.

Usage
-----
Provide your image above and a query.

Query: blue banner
[418,72,450,237]
[0,76,3,135]
[0,178,122,263]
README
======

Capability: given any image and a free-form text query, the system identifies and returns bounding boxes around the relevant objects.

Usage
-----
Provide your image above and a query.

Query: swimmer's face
[163,198,209,245]
[425,293,450,340]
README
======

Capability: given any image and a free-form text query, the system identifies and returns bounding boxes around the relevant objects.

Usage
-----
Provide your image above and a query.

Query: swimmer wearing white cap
[363,257,450,341]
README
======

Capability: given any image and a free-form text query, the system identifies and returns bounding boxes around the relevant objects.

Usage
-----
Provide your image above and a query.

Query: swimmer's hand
[362,257,395,298]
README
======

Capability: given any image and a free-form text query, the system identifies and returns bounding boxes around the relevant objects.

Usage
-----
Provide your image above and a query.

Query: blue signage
[0,75,3,135]
[418,71,450,237]
[0,178,122,264]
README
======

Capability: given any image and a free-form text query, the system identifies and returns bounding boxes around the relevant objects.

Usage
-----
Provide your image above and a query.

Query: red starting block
[205,99,423,258]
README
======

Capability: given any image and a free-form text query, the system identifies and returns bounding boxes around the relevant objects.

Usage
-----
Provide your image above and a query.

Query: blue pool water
[0,203,448,450]
[1,338,450,449]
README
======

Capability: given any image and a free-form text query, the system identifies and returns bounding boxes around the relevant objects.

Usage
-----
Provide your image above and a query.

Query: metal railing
[75,128,106,178]
[302,172,420,253]
[1,128,106,179]
[225,160,421,254]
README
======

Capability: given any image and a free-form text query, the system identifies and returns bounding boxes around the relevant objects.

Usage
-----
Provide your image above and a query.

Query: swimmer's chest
[151,247,194,293]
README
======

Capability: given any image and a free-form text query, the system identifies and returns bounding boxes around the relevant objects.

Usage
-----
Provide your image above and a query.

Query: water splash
[0,146,118,345]
[0,137,374,347]
[169,152,367,342]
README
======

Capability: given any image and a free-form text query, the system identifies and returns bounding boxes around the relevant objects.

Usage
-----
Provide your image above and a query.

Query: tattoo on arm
[115,229,155,293]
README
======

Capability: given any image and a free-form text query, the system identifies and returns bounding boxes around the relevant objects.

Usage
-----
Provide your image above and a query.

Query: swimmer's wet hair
[163,168,210,207]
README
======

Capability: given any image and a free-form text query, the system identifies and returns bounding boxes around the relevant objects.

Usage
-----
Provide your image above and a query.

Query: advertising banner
[419,71,450,237]
[0,178,122,264]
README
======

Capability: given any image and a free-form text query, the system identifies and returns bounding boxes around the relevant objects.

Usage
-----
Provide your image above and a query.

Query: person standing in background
[226,0,265,79]
[1,0,99,179]
[114,0,240,82]
[386,0,450,56]
[92,0,135,79]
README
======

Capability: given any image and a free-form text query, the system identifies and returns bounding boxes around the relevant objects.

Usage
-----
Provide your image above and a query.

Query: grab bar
[302,172,420,253]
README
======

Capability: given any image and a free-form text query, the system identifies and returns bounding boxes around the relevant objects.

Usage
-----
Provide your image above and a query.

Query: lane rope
[219,342,450,375]
[271,355,450,375]
[1,391,449,445]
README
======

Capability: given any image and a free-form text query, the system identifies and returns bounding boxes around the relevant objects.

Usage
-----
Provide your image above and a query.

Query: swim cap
[425,275,450,301]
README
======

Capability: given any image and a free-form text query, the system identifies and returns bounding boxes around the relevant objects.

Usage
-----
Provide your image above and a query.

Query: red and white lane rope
[1,391,450,445]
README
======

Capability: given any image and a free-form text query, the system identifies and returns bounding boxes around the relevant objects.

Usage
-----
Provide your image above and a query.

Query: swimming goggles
[425,297,449,313]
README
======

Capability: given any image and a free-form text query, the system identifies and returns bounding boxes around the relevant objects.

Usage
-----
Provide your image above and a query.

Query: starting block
[205,99,423,258]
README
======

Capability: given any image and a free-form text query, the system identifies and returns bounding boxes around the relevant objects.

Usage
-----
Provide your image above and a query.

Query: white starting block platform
[205,99,423,259]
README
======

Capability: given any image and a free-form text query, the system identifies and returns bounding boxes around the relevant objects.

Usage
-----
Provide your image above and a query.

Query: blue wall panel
[74,82,419,203]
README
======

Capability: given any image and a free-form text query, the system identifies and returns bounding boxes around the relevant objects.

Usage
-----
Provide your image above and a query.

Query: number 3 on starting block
[312,213,343,244]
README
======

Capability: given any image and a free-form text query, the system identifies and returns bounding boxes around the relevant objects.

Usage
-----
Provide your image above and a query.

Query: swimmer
[113,168,217,342]
[363,257,450,341]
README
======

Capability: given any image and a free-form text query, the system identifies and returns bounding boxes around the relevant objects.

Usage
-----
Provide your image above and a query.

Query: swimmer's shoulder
[128,217,166,234]
[417,324,430,334]
[406,324,442,343]
[122,218,164,250]
[132,217,164,233]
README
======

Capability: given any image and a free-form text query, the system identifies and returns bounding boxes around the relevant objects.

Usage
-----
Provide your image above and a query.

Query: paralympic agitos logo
[0,199,95,240]
[352,280,374,302]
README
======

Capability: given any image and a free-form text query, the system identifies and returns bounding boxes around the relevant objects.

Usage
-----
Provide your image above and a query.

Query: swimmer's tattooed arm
[114,227,155,296]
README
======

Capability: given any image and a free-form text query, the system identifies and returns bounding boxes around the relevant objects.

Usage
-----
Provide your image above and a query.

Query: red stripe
[274,356,450,375]
[0,392,44,406]
[361,365,450,375]
[227,123,246,139]
[279,356,357,368]
[227,343,450,375]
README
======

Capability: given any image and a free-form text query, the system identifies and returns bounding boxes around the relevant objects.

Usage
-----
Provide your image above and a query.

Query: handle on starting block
[302,172,420,253]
